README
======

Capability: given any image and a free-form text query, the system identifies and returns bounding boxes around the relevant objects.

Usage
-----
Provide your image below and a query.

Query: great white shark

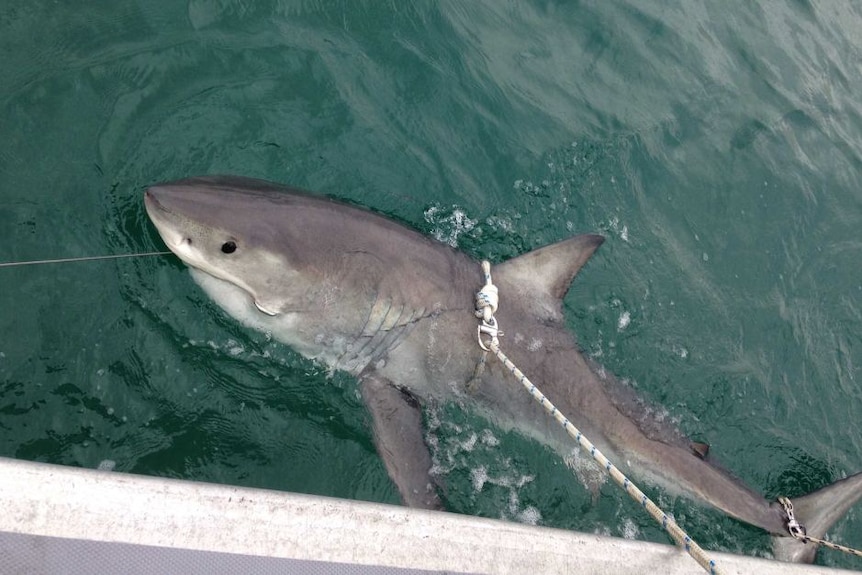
[144,176,862,564]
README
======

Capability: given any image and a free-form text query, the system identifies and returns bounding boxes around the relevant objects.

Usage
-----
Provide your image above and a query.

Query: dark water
[2,1,861,569]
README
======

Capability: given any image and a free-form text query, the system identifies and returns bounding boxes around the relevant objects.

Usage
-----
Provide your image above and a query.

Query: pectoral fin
[360,373,442,510]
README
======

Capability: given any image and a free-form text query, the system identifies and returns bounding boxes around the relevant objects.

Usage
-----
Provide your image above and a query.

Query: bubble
[517,506,542,526]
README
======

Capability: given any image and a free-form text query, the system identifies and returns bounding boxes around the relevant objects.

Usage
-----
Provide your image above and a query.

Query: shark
[144,175,862,564]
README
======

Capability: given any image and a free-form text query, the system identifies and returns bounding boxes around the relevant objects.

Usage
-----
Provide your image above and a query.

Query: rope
[474,260,722,575]
[0,251,171,268]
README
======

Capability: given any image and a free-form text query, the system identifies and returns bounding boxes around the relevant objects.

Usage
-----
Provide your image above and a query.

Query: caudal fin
[772,471,862,563]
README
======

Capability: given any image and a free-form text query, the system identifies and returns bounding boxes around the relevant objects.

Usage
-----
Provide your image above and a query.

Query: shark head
[144,176,320,317]
[143,175,472,368]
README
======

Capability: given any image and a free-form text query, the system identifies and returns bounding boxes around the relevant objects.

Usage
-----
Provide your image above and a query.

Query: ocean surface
[1,1,861,569]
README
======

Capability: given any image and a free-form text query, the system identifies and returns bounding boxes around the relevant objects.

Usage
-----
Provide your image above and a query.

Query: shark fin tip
[690,442,710,460]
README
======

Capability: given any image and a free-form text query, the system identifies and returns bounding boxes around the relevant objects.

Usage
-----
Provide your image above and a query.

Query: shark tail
[772,471,862,563]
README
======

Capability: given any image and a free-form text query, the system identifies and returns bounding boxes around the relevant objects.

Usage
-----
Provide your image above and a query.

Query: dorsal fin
[494,234,604,322]
[690,442,710,460]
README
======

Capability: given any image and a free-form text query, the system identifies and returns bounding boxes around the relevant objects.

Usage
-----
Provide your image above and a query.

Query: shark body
[144,176,862,563]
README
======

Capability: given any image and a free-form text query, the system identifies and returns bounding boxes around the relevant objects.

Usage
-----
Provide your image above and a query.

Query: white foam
[617,311,631,331]
[607,216,630,242]
[461,432,478,452]
[470,466,489,491]
[672,344,689,359]
[517,506,542,526]
[480,429,499,447]
[226,339,245,357]
[423,205,477,248]
[621,518,640,540]
[486,215,513,233]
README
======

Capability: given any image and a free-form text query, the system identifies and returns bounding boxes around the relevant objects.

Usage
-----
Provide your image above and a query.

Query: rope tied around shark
[474,259,724,574]
[474,261,502,351]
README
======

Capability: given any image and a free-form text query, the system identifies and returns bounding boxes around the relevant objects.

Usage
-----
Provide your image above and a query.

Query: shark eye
[221,240,237,254]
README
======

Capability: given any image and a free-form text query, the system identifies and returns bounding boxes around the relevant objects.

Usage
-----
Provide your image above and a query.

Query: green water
[2,1,861,569]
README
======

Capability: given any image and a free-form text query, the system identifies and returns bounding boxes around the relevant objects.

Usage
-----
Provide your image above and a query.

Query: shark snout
[144,183,185,212]
[143,186,171,219]
[144,186,190,255]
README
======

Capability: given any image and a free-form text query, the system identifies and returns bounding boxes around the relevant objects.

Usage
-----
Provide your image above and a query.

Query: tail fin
[772,471,862,563]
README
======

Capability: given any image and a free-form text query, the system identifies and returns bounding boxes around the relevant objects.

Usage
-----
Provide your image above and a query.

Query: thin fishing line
[0,251,172,268]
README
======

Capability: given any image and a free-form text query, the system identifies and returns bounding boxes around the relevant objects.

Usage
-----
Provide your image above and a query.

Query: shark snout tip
[144,185,172,213]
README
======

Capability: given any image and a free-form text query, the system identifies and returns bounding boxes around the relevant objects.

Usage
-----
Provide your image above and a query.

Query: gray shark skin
[144,176,862,564]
